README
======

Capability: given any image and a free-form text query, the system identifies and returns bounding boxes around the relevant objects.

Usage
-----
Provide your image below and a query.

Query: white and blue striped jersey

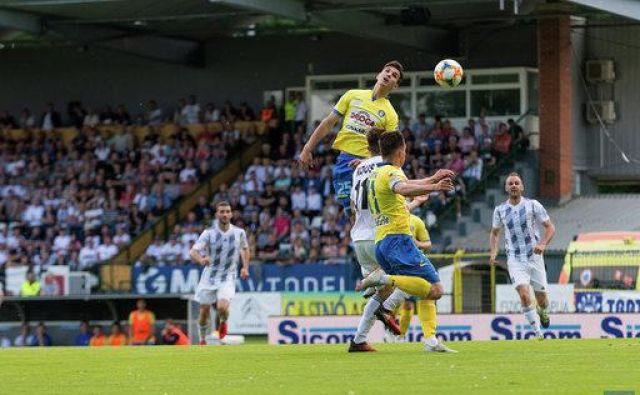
[350,155,383,242]
[492,198,549,262]
[193,223,248,290]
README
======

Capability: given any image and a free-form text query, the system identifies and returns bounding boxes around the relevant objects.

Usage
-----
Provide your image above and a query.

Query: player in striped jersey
[490,172,556,339]
[189,201,250,345]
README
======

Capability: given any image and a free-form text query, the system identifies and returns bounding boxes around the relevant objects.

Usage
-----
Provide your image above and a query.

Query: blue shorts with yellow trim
[332,152,363,215]
[375,234,440,284]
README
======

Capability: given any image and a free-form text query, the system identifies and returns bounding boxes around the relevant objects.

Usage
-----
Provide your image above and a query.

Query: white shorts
[194,280,236,306]
[507,254,548,292]
[353,240,382,277]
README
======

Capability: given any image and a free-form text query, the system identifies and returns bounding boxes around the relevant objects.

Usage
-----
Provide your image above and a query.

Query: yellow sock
[388,275,431,299]
[399,306,412,335]
[417,299,437,339]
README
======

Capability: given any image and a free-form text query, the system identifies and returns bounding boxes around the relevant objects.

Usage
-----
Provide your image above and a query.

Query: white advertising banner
[575,290,640,313]
[228,292,281,334]
[495,284,575,313]
[267,313,638,344]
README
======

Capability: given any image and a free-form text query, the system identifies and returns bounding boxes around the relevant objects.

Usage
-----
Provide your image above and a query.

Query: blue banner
[132,263,356,294]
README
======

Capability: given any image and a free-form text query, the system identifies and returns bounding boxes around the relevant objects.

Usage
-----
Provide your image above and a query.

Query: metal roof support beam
[566,0,640,22]
[0,9,42,34]
[208,0,307,21]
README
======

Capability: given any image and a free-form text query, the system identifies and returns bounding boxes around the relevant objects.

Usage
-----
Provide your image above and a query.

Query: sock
[537,304,549,315]
[198,323,210,342]
[388,275,432,299]
[399,305,412,336]
[417,299,437,346]
[523,305,541,333]
[353,297,381,344]
[383,289,408,311]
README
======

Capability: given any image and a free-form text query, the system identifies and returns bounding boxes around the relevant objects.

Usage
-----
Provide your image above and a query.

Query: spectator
[18,108,35,129]
[257,233,278,261]
[294,92,307,132]
[97,235,119,262]
[20,271,41,296]
[493,122,512,158]
[458,127,477,155]
[0,332,10,348]
[203,103,220,123]
[107,322,127,346]
[113,226,132,248]
[30,322,52,347]
[13,323,35,347]
[40,102,62,131]
[89,325,106,346]
[284,92,296,133]
[146,100,164,125]
[462,150,484,190]
[161,319,190,345]
[114,105,131,125]
[128,299,156,345]
[74,320,92,346]
[84,108,100,127]
[79,239,100,269]
[182,95,201,125]
[238,102,255,121]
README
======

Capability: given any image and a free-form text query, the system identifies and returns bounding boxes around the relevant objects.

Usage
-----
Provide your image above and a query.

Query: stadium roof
[0,0,635,65]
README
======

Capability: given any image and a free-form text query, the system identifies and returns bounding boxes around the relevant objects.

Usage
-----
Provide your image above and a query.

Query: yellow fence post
[453,249,464,314]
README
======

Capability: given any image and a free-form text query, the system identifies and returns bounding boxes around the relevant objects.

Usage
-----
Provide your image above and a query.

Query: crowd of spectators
[0,96,260,293]
[139,101,526,267]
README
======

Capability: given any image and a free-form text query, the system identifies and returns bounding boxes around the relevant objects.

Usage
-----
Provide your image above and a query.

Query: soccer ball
[434,59,464,88]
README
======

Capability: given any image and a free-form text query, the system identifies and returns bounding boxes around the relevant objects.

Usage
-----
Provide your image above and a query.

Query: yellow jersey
[409,214,430,251]
[332,89,399,158]
[368,164,411,243]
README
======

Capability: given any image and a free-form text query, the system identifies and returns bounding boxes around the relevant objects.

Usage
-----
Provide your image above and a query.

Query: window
[470,89,520,117]
[471,74,519,84]
[363,78,412,88]
[389,92,412,120]
[416,91,466,118]
[311,80,359,90]
[527,72,539,115]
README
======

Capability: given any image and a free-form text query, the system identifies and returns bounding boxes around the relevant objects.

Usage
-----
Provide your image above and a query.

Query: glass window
[363,77,411,88]
[389,92,412,120]
[470,89,520,117]
[471,74,519,84]
[527,72,539,115]
[416,91,466,118]
[311,80,359,90]
[309,92,342,124]
[418,76,440,87]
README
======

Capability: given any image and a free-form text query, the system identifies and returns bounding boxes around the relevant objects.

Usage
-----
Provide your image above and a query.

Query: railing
[100,138,265,292]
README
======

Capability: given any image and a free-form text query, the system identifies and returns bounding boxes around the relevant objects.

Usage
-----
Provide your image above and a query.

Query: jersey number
[354,179,369,211]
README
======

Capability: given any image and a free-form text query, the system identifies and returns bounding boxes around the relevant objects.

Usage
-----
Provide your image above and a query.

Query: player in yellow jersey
[398,212,457,352]
[299,61,402,214]
[356,130,453,309]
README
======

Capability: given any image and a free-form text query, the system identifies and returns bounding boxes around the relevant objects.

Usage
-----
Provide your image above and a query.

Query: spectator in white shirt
[294,92,307,129]
[462,149,483,189]
[79,239,100,269]
[94,140,110,161]
[179,160,198,184]
[291,186,307,211]
[52,228,72,254]
[18,108,35,129]
[22,198,46,228]
[161,237,182,264]
[113,226,131,248]
[83,108,100,128]
[145,237,164,261]
[181,94,201,125]
[97,235,119,262]
[6,227,24,250]
[109,128,134,154]
[133,186,152,213]
[203,103,220,122]
[306,187,323,216]
[180,226,200,245]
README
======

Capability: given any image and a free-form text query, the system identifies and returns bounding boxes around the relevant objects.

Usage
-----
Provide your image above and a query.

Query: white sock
[198,323,210,342]
[382,289,408,311]
[523,305,540,333]
[425,335,439,347]
[353,297,381,344]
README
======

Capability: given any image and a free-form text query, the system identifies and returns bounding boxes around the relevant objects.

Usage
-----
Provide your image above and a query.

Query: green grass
[1,339,639,394]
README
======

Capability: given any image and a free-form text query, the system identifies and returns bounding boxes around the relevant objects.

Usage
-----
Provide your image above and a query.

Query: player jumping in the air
[489,172,556,339]
[189,201,250,345]
[356,131,456,352]
[299,61,403,214]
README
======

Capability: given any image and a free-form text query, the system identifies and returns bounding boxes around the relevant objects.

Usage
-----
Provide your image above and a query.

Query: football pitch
[1,339,638,394]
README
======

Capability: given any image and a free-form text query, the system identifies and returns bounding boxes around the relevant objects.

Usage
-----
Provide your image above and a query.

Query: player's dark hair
[384,60,404,81]
[367,128,384,155]
[216,201,231,211]
[379,130,405,159]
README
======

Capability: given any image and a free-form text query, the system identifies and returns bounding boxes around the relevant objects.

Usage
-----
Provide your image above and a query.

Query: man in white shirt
[161,237,183,264]
[22,198,45,228]
[294,92,307,130]
[490,172,556,339]
[113,226,132,247]
[97,235,119,262]
[179,160,198,184]
[147,100,164,125]
[291,186,307,211]
[181,95,201,125]
[306,187,323,215]
[52,228,72,254]
[79,239,100,269]
[145,237,164,261]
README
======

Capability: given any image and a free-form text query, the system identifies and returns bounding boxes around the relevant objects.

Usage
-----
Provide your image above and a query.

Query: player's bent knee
[427,284,443,300]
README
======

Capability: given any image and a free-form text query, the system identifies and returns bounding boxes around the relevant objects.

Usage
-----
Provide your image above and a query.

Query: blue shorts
[332,152,363,215]
[375,234,441,284]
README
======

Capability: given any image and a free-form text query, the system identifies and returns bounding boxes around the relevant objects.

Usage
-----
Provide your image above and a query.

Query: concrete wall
[0,25,537,119]
[580,24,640,180]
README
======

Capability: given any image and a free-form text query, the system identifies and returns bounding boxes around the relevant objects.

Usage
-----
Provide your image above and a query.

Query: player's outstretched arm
[240,247,251,280]
[393,178,454,197]
[299,112,341,169]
